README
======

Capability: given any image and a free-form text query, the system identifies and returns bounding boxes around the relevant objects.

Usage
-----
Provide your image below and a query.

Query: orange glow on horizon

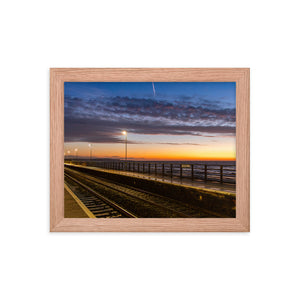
[64,142,236,161]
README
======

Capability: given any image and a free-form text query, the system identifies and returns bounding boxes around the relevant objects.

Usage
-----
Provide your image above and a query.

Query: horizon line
[64,156,236,161]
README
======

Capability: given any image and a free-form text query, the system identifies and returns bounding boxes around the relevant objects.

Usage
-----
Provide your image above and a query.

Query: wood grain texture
[50,68,250,232]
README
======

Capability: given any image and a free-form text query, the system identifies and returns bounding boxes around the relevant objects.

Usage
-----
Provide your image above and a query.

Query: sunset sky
[64,82,236,161]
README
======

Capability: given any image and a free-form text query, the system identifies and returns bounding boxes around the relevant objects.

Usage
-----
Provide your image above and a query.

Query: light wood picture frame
[50,68,250,232]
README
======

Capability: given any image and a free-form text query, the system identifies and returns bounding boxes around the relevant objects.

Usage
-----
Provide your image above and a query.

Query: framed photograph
[50,68,250,232]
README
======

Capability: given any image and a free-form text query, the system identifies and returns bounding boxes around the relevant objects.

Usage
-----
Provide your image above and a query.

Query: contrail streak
[152,82,156,97]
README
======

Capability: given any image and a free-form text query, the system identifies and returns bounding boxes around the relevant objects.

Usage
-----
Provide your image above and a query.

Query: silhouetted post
[220,165,223,183]
[180,164,183,178]
[133,162,135,172]
[204,165,207,181]
[170,164,173,178]
[155,163,157,175]
[148,163,151,174]
[138,163,140,173]
[162,163,165,176]
[191,164,194,180]
[143,163,145,173]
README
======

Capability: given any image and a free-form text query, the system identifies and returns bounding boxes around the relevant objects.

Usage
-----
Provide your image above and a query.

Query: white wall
[1,1,299,299]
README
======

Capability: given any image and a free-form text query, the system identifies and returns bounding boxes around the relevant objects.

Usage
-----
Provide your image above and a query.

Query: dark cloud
[65,117,235,143]
[156,142,207,146]
[64,95,235,143]
[65,96,235,122]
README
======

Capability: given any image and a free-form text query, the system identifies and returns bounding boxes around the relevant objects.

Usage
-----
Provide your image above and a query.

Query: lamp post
[122,131,127,169]
[75,148,78,160]
[88,144,92,160]
[67,150,70,160]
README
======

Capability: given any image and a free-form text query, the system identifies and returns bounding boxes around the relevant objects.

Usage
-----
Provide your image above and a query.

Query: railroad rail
[65,173,137,218]
[64,167,224,218]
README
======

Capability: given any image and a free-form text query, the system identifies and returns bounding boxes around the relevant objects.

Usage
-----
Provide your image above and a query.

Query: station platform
[66,163,236,194]
[64,186,89,218]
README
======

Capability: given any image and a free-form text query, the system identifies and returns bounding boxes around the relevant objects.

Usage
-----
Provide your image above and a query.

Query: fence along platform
[66,160,236,184]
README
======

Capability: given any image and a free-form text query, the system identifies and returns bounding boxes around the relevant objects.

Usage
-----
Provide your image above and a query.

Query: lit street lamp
[88,143,92,160]
[122,131,127,169]
[75,148,78,160]
[67,150,70,160]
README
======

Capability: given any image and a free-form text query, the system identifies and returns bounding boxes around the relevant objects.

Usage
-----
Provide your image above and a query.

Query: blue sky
[64,82,235,109]
[64,82,236,160]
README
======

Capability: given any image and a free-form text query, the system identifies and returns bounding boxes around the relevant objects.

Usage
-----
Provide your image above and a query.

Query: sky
[64,82,236,161]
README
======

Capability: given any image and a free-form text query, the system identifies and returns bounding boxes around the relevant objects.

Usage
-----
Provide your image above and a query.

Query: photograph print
[64,82,236,218]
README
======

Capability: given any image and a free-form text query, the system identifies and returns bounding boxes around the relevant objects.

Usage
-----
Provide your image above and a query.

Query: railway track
[65,167,219,218]
[64,174,137,218]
